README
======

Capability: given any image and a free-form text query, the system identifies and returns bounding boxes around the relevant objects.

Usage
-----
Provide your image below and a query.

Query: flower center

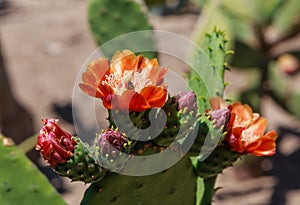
[241,128,260,146]
[102,68,153,95]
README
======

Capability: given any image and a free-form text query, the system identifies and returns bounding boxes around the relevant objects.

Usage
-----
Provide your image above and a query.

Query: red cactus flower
[209,97,277,156]
[79,50,168,112]
[35,119,76,167]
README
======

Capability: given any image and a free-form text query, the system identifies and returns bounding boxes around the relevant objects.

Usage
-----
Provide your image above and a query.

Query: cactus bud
[95,128,131,172]
[98,128,129,153]
[175,91,197,112]
[209,108,230,129]
[36,119,76,167]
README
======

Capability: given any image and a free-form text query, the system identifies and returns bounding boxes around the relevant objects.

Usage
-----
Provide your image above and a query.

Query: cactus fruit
[88,0,156,58]
[0,136,66,205]
[80,156,197,205]
[92,128,133,173]
[55,137,107,184]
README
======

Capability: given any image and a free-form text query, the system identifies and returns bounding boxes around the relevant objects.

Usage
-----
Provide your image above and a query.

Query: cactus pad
[88,0,156,58]
[80,156,197,205]
[193,144,241,179]
[0,136,66,205]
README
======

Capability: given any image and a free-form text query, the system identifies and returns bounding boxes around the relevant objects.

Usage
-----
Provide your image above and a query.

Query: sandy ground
[1,0,300,205]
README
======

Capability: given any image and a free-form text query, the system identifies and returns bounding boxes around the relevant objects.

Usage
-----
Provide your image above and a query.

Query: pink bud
[210,108,230,129]
[98,129,127,153]
[176,91,197,112]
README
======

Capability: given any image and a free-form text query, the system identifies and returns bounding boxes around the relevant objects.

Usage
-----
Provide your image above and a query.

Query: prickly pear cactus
[80,156,197,205]
[0,136,66,205]
[88,0,156,58]
[78,29,233,205]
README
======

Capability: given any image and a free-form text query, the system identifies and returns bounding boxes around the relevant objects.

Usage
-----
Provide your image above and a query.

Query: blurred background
[1,0,300,204]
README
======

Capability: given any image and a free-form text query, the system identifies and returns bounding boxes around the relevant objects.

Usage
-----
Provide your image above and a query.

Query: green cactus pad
[192,144,241,179]
[108,109,151,141]
[151,96,198,148]
[187,115,225,157]
[108,96,198,148]
[0,136,66,205]
[80,156,197,205]
[152,97,180,146]
[88,0,156,58]
[189,29,230,113]
[55,137,107,184]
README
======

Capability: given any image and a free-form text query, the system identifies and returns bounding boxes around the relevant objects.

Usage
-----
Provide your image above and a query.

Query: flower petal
[110,90,150,112]
[230,103,253,128]
[86,58,110,82]
[140,86,167,108]
[79,83,102,98]
[245,118,267,138]
[250,139,276,156]
[140,57,159,69]
[111,50,143,74]
[228,127,244,153]
[80,58,111,98]
[147,67,167,86]
[209,96,227,110]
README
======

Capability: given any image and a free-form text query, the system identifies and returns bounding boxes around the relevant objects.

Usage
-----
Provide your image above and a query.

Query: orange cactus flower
[210,97,277,156]
[79,50,168,112]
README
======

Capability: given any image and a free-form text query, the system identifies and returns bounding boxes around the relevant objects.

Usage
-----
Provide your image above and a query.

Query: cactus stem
[200,176,217,205]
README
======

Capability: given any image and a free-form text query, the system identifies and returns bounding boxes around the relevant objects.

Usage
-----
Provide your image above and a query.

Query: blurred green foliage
[192,0,300,118]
